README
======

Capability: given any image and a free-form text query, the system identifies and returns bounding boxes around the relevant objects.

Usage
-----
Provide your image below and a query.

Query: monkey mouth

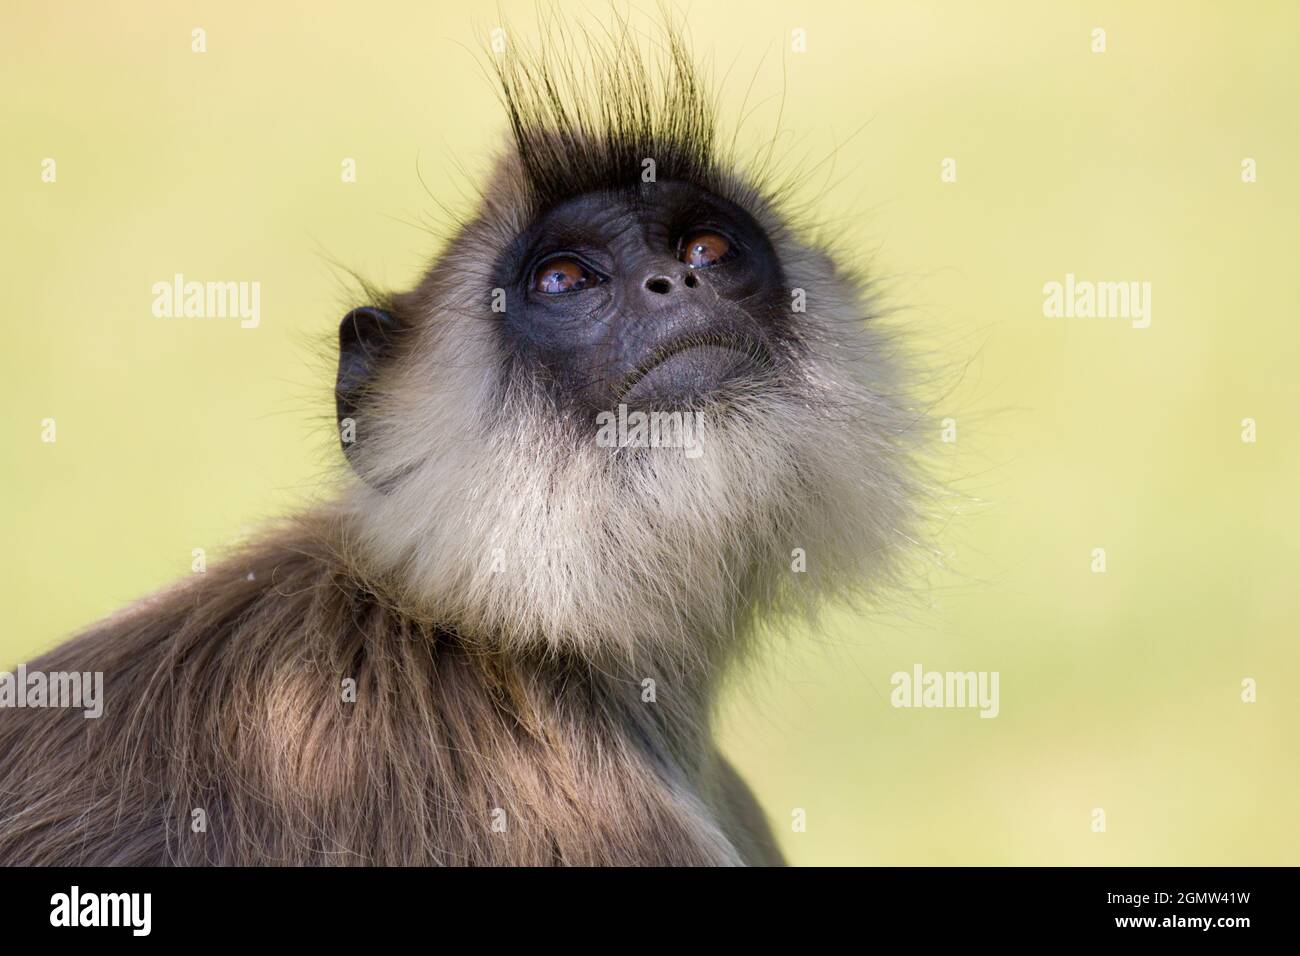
[615,334,772,407]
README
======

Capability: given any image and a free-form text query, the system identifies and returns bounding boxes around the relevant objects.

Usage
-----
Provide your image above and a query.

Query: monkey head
[331,33,923,662]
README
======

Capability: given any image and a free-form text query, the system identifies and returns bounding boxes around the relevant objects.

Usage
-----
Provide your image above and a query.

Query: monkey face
[496,181,790,413]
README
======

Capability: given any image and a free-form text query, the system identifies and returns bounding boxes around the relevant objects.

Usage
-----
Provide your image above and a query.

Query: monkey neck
[323,505,744,768]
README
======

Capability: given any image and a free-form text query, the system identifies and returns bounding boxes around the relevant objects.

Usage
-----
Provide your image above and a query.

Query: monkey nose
[643,272,698,295]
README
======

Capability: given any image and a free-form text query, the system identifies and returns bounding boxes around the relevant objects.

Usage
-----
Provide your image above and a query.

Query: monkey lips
[616,334,773,407]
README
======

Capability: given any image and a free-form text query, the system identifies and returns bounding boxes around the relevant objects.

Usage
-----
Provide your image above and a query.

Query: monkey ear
[336,306,400,466]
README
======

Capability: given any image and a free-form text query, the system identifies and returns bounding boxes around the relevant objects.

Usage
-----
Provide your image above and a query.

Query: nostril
[683,272,698,288]
[645,276,673,295]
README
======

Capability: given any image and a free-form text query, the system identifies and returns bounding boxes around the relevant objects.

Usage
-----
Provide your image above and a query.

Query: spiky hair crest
[491,19,725,214]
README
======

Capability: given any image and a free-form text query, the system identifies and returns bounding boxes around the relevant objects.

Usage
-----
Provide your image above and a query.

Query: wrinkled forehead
[524,180,742,239]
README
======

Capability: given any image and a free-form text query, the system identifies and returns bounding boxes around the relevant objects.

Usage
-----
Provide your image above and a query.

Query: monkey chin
[617,342,770,410]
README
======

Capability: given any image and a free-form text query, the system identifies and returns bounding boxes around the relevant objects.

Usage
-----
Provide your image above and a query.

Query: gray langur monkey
[0,26,922,866]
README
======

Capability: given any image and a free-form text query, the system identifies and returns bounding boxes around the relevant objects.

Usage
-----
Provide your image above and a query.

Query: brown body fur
[0,513,783,865]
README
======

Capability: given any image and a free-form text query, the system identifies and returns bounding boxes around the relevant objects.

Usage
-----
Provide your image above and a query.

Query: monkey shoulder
[0,534,758,865]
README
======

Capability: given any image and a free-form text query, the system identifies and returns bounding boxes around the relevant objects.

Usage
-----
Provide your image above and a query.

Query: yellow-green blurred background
[3,1,1297,865]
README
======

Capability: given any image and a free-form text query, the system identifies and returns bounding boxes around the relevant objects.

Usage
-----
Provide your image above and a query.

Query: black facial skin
[334,181,792,465]
[497,180,790,413]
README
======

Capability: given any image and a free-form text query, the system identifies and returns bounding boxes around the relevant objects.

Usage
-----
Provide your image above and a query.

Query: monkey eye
[532,257,597,295]
[677,230,733,268]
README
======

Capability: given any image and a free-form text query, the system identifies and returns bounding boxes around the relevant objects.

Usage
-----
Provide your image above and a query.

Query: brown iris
[533,258,593,294]
[678,231,731,268]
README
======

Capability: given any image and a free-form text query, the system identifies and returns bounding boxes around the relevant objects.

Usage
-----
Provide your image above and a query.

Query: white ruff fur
[339,223,918,662]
